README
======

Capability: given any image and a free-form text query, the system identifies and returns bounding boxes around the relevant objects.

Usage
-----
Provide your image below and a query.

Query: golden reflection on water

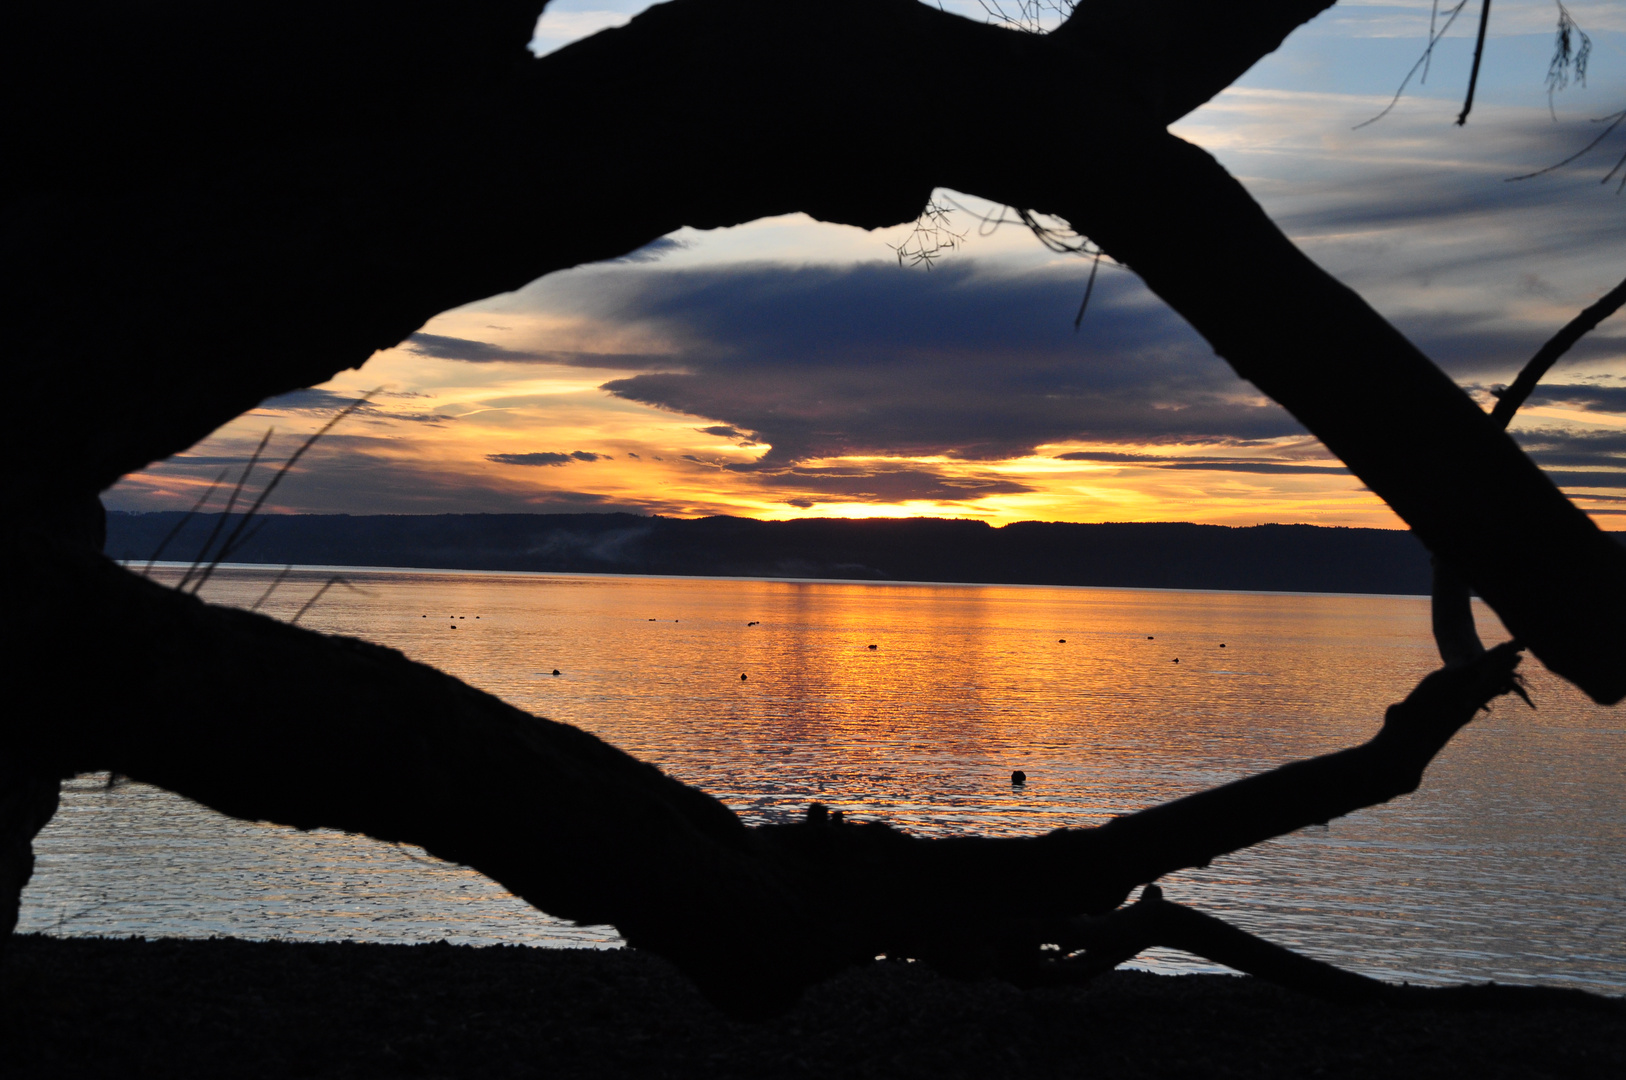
[22,566,1626,991]
[298,572,1457,833]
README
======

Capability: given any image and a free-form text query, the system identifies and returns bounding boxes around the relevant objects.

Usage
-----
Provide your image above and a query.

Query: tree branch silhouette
[7,0,1626,1018]
[1455,0,1492,126]
[1431,270,1626,667]
[10,537,1544,1013]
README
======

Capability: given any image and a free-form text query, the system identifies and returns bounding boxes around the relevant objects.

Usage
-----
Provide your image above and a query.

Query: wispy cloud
[405,333,552,364]
[1054,451,1351,476]
[487,450,611,466]
[748,465,1034,506]
[257,387,455,424]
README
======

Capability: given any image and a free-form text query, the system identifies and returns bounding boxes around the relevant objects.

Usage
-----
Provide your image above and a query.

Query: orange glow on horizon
[108,342,1625,530]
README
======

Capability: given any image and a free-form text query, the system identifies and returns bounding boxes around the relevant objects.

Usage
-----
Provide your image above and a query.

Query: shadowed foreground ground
[4,935,1623,1078]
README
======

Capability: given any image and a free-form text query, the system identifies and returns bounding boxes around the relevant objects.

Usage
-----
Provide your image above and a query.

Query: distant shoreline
[131,558,1443,601]
[105,512,1484,596]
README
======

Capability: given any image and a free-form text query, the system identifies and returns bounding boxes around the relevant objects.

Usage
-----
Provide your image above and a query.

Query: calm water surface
[21,566,1626,991]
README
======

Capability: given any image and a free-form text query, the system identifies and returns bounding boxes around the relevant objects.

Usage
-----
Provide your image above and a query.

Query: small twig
[1546,3,1591,118]
[1355,1,1471,130]
[889,198,967,269]
[933,197,1108,326]
[975,0,1073,35]
[51,893,113,934]
[1607,145,1626,194]
[1455,0,1492,127]
[1424,0,1440,83]
[290,574,362,625]
[142,469,228,575]
[249,564,297,613]
[1507,108,1626,184]
[177,429,272,592]
[1013,207,1095,255]
[189,388,380,595]
[1073,249,1102,330]
[1490,272,1626,428]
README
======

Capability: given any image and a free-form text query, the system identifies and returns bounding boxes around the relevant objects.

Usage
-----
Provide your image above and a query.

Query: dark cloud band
[487,451,610,466]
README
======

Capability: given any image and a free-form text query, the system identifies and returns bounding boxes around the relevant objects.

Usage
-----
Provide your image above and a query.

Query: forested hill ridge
[100,512,1501,595]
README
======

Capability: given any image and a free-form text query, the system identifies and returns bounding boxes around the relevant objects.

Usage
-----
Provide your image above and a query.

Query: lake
[20,565,1626,992]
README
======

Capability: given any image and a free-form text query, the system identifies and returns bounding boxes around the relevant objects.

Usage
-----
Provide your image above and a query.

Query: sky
[107,1,1626,528]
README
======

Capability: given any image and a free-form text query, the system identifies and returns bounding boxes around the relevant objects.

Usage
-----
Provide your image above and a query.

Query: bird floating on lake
[551,669,560,676]
[741,673,748,680]
[1058,638,1066,643]
[1011,770,1027,785]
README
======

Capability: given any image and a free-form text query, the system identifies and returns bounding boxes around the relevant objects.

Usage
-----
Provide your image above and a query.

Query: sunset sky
[106,1,1626,528]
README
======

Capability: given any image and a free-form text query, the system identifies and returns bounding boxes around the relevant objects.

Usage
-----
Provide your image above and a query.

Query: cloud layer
[536,261,1306,467]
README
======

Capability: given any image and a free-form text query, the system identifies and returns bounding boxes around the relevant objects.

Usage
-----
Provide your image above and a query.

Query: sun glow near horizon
[107,342,1409,527]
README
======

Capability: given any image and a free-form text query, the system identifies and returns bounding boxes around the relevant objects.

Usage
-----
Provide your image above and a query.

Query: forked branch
[1034,884,1621,1014]
[1491,273,1626,428]
[1431,270,1626,666]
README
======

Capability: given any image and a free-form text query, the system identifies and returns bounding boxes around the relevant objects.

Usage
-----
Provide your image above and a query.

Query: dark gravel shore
[4,935,1622,1079]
